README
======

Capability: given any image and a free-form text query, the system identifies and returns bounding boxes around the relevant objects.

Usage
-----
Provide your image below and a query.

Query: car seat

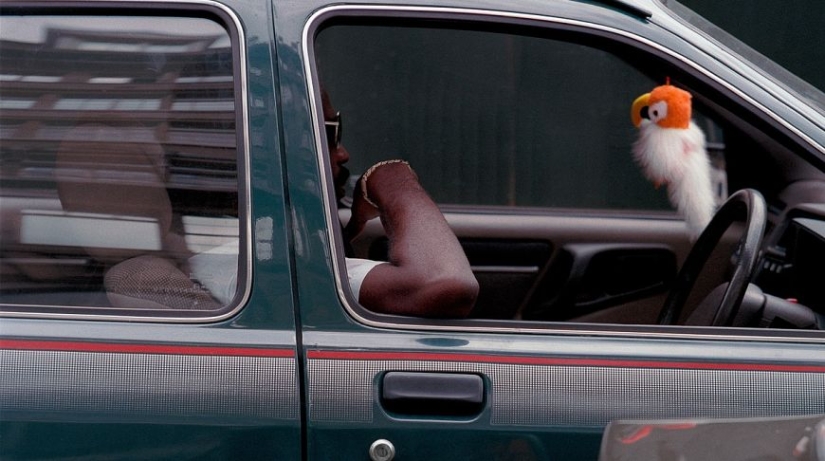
[55,124,222,310]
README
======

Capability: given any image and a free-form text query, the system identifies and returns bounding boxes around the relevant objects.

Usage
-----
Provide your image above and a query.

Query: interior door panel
[344,208,696,324]
[367,236,553,319]
[521,243,677,321]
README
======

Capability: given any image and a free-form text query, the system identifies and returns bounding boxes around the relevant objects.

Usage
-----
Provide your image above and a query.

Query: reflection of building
[0,21,240,305]
[0,26,238,216]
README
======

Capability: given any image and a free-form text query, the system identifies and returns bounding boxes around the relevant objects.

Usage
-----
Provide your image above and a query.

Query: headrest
[55,124,173,262]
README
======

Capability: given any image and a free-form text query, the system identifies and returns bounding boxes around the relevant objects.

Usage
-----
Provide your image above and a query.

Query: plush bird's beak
[631,92,650,128]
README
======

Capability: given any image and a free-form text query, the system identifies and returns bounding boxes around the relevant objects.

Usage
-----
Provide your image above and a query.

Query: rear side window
[0,10,246,318]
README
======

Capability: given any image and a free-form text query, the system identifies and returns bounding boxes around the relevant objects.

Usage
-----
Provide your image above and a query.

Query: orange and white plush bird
[631,83,715,238]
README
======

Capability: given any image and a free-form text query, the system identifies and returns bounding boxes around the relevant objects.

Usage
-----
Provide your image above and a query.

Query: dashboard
[757,204,825,325]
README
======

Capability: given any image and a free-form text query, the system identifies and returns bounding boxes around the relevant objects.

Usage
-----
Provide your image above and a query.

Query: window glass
[315,23,727,211]
[0,14,242,316]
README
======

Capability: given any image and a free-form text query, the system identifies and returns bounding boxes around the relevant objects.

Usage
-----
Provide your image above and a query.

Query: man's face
[322,91,350,202]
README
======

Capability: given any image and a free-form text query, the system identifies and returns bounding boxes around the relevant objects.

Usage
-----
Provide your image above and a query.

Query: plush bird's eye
[648,100,668,124]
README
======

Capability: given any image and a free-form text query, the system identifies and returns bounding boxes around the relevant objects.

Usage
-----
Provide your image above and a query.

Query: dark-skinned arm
[344,161,478,318]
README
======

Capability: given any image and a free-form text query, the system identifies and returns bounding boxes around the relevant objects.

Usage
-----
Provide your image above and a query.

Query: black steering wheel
[658,189,767,326]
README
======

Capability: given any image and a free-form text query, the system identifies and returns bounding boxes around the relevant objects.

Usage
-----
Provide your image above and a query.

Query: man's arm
[344,160,479,318]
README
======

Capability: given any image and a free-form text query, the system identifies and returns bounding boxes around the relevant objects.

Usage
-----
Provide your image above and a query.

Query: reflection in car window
[0,14,242,316]
[315,23,727,211]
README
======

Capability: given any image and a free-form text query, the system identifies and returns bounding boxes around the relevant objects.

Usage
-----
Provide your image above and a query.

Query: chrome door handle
[380,371,484,416]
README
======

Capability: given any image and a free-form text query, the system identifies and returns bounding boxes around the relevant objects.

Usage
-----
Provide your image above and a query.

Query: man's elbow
[420,275,479,318]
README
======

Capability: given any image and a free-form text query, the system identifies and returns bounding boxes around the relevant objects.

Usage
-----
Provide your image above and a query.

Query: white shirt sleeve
[345,257,385,301]
[188,240,239,305]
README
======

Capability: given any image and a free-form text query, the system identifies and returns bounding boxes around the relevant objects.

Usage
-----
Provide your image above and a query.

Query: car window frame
[302,4,825,343]
[0,0,253,323]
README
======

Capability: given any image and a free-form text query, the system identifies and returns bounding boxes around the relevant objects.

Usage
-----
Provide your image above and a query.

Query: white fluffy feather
[632,121,715,237]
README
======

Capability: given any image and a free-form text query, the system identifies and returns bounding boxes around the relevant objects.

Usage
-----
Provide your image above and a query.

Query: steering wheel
[658,189,767,326]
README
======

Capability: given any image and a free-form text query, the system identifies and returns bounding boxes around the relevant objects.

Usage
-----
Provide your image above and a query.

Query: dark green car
[1,0,824,459]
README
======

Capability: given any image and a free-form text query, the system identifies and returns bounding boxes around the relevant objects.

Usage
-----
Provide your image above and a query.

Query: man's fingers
[344,174,380,242]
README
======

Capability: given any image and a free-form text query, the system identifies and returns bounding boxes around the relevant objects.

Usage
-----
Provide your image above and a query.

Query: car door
[0,2,301,458]
[280,1,825,459]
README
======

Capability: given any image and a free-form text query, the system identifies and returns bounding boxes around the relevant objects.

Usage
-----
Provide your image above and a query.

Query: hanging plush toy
[631,82,715,238]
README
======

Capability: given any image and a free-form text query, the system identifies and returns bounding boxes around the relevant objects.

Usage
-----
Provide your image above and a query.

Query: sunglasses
[325,112,342,148]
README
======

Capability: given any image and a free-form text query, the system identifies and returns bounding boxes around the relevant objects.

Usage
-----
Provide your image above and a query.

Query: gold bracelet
[360,159,411,208]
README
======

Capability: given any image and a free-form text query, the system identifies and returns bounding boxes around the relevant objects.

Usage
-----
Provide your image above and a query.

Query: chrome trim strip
[302,4,825,344]
[0,0,253,324]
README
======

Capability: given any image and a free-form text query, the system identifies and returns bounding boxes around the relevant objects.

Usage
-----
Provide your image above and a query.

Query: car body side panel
[1,339,297,424]
[0,338,299,459]
[0,321,302,459]
[307,349,825,428]
[301,331,825,459]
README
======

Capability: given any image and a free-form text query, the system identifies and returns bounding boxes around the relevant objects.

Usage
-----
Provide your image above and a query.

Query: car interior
[315,17,825,332]
[0,14,242,316]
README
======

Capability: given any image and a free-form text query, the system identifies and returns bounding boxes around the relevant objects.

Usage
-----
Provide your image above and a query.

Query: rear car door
[0,2,301,458]
[281,1,825,459]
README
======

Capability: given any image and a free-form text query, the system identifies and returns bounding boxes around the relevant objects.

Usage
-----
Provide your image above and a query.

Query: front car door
[0,1,301,458]
[281,0,825,458]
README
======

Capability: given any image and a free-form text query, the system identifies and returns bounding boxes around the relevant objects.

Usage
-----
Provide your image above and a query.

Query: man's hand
[343,175,380,243]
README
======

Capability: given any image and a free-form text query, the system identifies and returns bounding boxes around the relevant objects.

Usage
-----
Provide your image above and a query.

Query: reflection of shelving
[0,25,238,200]
[0,20,240,303]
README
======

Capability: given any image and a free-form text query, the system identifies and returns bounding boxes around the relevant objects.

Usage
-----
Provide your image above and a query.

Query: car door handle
[381,371,485,417]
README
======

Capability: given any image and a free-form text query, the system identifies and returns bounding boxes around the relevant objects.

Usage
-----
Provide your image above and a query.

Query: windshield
[659,0,825,119]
